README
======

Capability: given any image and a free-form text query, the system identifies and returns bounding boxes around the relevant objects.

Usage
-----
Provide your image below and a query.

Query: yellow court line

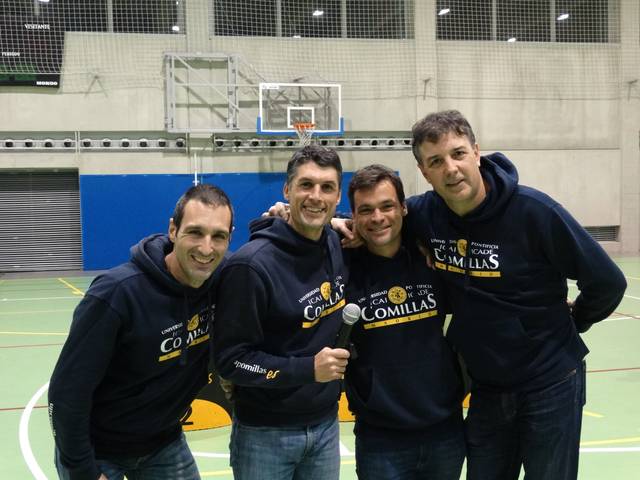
[581,436,640,447]
[0,309,73,316]
[57,278,85,296]
[0,331,68,336]
[583,410,604,418]
[201,470,233,477]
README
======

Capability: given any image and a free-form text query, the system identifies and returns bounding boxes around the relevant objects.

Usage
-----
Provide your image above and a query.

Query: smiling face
[353,179,407,258]
[165,199,232,288]
[284,161,341,241]
[416,131,486,217]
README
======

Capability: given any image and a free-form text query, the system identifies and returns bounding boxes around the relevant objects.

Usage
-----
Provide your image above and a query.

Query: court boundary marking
[19,381,640,480]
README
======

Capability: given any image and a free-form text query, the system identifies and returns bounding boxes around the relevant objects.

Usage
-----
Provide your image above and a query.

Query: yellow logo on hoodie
[187,314,199,331]
[320,282,332,301]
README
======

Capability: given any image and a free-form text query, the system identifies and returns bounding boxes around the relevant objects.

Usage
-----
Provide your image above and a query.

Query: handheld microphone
[334,303,361,349]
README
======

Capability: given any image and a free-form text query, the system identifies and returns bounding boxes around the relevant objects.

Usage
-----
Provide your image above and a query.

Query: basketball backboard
[257,82,343,136]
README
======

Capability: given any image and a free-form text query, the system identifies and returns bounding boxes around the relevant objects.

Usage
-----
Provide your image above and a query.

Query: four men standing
[49,112,626,480]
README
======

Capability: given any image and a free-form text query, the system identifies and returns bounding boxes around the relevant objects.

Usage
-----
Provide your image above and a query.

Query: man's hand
[99,474,108,480]
[416,240,435,269]
[314,347,350,382]
[262,201,290,220]
[330,218,364,248]
[219,376,235,402]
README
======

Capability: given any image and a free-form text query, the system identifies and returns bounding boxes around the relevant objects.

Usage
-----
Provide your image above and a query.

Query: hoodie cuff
[290,356,316,384]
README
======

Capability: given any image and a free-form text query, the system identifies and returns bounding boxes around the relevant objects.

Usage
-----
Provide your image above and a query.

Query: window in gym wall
[437,0,617,43]
[436,0,492,41]
[213,0,277,36]
[113,0,185,34]
[496,0,550,42]
[210,0,413,39]
[347,0,414,39]
[555,0,612,43]
[281,0,342,38]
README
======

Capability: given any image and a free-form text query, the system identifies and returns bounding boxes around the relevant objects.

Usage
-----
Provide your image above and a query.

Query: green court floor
[1,256,639,479]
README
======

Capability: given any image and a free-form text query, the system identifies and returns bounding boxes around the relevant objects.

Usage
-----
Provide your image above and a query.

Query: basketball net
[293,122,315,146]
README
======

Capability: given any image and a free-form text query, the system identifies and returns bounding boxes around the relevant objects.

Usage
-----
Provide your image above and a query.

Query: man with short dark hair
[49,184,233,480]
[345,164,466,480]
[408,109,627,480]
[213,145,350,480]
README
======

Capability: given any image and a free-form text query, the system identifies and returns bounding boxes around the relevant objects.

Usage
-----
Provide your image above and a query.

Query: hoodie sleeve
[213,263,316,387]
[48,294,122,480]
[542,203,627,333]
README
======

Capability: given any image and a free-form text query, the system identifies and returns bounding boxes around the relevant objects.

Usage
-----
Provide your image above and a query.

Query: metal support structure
[164,52,266,134]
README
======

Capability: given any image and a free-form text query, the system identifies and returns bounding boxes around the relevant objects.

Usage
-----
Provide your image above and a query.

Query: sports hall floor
[1,255,639,479]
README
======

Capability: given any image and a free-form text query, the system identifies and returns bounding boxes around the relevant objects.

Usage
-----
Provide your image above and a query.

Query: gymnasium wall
[0,0,638,270]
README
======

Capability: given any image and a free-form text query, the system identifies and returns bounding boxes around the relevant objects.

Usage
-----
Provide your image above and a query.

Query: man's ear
[283,182,290,202]
[401,201,408,216]
[473,143,481,166]
[168,218,177,243]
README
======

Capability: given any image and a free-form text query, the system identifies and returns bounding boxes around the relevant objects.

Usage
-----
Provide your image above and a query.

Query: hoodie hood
[130,233,219,297]
[248,217,341,275]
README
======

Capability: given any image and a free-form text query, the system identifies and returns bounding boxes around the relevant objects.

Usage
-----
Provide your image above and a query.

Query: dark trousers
[465,361,586,480]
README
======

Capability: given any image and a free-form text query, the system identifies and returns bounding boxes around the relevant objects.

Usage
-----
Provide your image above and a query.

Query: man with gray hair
[408,109,626,480]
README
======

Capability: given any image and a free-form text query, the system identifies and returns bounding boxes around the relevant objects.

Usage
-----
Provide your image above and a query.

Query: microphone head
[342,303,361,326]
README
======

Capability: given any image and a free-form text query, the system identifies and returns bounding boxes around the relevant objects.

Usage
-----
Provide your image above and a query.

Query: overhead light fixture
[63,138,74,148]
[312,10,324,17]
[175,138,186,148]
[438,8,451,16]
[157,138,167,147]
[557,13,570,21]
[43,139,54,148]
[292,34,302,38]
[139,138,149,147]
[24,139,34,148]
[4,139,14,147]
[82,139,92,148]
[37,0,50,3]
[102,138,112,147]
[507,37,517,42]
[120,138,130,148]
[172,25,180,32]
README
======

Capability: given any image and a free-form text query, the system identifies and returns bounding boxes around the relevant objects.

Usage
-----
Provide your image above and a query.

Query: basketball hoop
[293,122,316,146]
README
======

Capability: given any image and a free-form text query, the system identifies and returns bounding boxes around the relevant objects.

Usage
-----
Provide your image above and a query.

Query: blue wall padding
[80,172,353,270]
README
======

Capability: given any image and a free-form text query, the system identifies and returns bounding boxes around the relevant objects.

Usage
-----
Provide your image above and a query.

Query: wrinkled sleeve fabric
[542,203,627,333]
[48,295,122,480]
[213,264,315,387]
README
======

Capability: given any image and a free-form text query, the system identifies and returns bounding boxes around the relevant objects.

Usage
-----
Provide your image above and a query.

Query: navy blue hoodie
[344,243,464,449]
[49,234,224,480]
[213,217,348,427]
[406,153,626,391]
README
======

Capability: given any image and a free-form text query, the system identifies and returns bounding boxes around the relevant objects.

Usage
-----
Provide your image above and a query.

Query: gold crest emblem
[187,314,199,331]
[388,286,407,305]
[320,282,332,301]
[457,239,467,257]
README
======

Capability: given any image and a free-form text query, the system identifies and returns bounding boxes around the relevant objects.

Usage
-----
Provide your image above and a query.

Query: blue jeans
[230,415,340,480]
[355,423,466,480]
[55,432,200,480]
[465,361,586,480]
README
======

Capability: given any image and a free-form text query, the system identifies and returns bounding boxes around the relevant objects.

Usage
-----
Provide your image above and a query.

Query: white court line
[340,441,353,456]
[581,447,640,453]
[19,381,49,480]
[1,296,79,302]
[193,452,230,459]
[567,282,640,301]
